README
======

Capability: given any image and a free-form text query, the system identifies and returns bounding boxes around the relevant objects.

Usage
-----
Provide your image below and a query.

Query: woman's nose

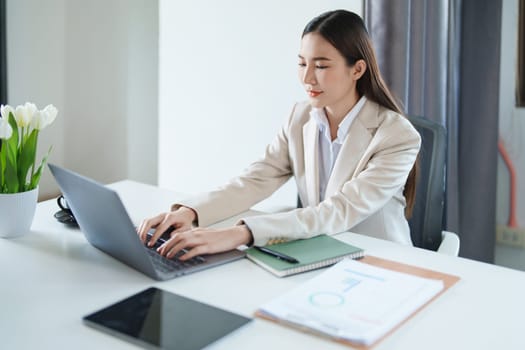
[301,66,316,85]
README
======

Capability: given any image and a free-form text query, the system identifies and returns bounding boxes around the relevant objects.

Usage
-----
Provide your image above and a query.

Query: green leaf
[7,112,19,156]
[18,129,38,191]
[0,139,4,189]
[29,145,52,190]
[1,112,20,193]
[5,138,18,193]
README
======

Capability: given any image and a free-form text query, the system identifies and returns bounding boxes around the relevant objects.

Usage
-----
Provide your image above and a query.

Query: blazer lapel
[325,101,379,197]
[303,118,320,205]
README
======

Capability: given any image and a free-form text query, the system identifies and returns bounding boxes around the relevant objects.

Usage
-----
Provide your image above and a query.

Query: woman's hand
[157,225,252,260]
[137,206,196,247]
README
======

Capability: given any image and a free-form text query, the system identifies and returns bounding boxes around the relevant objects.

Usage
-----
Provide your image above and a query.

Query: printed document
[257,258,444,346]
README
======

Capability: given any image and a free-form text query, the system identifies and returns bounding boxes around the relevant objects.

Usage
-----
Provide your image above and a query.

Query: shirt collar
[310,95,367,143]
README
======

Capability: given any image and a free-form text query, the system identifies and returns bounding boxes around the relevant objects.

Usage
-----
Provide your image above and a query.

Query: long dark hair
[303,10,418,218]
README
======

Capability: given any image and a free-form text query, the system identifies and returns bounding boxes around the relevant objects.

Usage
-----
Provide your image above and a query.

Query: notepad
[256,258,445,347]
[245,234,364,277]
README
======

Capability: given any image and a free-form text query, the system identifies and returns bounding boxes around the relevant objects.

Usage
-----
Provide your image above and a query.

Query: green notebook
[246,235,364,277]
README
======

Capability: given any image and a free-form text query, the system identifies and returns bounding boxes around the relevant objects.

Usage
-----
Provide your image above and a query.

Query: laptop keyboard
[146,249,205,273]
[145,232,205,273]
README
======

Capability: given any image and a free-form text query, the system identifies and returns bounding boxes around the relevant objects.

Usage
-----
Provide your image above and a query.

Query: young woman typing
[138,10,420,260]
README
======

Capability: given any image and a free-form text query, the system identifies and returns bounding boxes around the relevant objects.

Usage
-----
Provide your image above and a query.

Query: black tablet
[83,287,252,350]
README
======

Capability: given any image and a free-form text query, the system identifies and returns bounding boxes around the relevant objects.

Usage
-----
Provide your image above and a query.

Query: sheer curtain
[364,0,502,262]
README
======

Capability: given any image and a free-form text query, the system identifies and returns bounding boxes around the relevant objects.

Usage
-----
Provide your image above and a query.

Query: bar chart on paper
[257,259,444,346]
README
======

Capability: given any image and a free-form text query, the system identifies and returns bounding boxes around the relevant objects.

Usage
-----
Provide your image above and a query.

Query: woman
[138,10,420,260]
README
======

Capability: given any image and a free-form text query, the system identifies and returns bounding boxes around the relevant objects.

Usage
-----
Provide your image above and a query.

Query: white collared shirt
[311,96,367,201]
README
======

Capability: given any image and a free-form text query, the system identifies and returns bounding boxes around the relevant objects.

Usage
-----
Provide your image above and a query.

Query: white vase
[0,187,38,238]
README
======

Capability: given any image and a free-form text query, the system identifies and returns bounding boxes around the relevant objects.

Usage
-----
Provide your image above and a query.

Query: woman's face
[298,33,362,113]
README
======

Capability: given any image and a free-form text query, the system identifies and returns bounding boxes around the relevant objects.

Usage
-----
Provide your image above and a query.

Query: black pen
[254,246,299,264]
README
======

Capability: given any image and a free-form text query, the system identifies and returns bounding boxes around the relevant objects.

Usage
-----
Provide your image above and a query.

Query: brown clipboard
[255,255,461,349]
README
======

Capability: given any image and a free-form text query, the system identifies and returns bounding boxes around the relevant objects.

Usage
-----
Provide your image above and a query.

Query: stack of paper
[257,258,444,346]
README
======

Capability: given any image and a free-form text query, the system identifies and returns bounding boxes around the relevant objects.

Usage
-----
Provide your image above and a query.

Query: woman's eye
[316,65,328,69]
[298,63,306,67]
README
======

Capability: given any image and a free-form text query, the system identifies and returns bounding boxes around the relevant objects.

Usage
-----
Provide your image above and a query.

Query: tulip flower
[14,102,37,128]
[0,101,58,193]
[1,104,14,121]
[30,105,58,131]
[42,104,58,128]
[30,110,46,130]
[0,115,13,139]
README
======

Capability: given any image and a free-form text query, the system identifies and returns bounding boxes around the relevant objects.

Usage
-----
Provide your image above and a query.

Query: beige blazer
[176,100,421,246]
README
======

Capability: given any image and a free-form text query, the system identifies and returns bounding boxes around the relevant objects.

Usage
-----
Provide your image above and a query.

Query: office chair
[407,116,459,256]
[290,116,459,256]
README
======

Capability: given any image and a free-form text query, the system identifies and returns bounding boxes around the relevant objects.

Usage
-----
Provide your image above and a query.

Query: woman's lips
[308,90,322,97]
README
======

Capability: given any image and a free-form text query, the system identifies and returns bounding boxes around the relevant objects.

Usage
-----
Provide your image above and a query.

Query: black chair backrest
[407,116,447,250]
[297,115,446,251]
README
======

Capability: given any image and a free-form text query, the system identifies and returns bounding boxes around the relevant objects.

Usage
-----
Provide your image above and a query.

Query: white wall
[158,0,362,211]
[6,0,66,199]
[495,0,525,269]
[6,0,158,200]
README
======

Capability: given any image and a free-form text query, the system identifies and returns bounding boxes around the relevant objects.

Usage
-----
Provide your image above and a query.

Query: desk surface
[1,180,525,350]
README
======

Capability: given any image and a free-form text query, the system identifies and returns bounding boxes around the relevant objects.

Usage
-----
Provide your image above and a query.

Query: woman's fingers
[143,211,191,247]
[158,230,199,258]
[138,206,197,246]
[178,244,209,260]
[157,226,251,260]
[137,213,165,242]
[148,216,172,246]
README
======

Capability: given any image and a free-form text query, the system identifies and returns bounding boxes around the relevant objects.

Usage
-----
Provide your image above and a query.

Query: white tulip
[30,110,47,130]
[0,116,13,139]
[0,104,15,120]
[42,104,58,126]
[14,102,37,127]
[24,102,37,116]
[31,105,58,130]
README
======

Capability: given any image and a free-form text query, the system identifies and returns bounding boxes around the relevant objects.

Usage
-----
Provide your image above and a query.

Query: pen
[254,246,299,264]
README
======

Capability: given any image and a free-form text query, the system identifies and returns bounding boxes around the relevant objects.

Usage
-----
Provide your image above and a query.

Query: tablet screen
[83,287,252,349]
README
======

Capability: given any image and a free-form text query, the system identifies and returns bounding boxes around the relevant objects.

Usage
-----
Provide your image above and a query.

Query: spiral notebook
[245,235,364,277]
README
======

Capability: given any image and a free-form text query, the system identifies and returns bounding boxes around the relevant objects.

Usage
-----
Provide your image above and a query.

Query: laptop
[48,163,246,281]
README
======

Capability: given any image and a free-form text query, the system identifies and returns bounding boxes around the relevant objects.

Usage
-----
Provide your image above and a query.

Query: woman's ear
[353,59,367,80]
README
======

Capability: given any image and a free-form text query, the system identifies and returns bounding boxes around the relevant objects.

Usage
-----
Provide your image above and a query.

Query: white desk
[1,180,525,350]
